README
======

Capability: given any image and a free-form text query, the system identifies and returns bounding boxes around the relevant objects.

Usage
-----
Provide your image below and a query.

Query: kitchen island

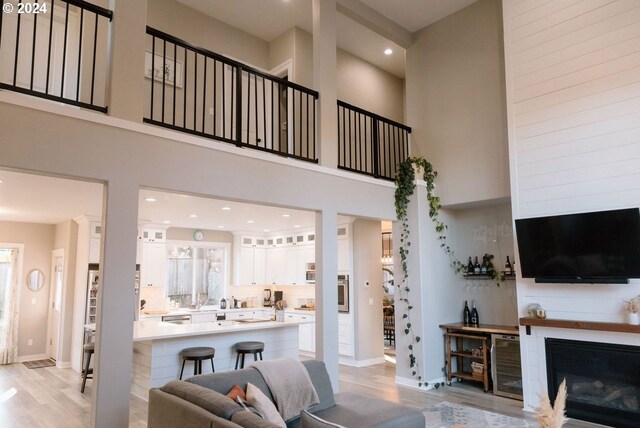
[125,318,310,399]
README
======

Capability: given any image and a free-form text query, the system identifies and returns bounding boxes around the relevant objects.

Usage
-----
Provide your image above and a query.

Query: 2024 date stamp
[3,2,49,14]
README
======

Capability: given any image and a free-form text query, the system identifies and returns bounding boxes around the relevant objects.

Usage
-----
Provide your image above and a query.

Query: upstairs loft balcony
[0,0,411,181]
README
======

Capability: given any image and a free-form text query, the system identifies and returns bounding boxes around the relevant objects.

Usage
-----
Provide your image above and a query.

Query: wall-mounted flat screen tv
[515,208,640,283]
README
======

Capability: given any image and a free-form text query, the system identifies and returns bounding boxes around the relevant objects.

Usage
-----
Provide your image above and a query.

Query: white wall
[406,0,509,206]
[54,220,78,366]
[502,0,640,410]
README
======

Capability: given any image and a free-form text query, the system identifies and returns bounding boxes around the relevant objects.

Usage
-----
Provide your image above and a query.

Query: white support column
[312,0,338,168]
[107,0,147,122]
[91,179,139,428]
[315,210,339,390]
[393,176,429,388]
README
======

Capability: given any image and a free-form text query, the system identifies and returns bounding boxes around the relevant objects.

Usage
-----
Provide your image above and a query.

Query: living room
[1,0,639,427]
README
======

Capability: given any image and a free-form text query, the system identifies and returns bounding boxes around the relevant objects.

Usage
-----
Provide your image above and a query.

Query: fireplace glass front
[545,338,640,428]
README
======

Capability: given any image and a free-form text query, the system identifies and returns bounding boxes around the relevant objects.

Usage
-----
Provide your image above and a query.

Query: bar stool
[234,341,264,369]
[81,343,95,393]
[179,347,215,380]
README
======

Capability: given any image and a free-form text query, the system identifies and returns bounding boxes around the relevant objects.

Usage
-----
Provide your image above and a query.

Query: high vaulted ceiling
[176,0,478,78]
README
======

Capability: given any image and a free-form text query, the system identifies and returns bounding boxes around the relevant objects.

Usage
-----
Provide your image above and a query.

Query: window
[166,243,228,307]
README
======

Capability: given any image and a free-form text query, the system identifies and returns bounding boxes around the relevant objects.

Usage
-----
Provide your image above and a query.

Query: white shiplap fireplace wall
[502,0,640,411]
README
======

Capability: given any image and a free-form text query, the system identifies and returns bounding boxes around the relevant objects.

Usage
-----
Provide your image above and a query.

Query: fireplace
[545,338,640,427]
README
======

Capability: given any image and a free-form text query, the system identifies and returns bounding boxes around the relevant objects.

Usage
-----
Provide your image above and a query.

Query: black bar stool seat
[180,346,215,380]
[234,341,264,369]
[81,343,95,393]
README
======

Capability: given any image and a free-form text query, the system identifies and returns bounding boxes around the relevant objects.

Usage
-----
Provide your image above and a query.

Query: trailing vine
[394,156,503,388]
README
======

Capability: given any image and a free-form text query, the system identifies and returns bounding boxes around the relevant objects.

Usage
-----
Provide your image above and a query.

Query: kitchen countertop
[139,307,316,317]
[86,317,313,341]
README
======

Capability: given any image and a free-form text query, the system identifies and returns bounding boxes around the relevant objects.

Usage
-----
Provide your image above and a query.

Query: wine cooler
[491,334,523,400]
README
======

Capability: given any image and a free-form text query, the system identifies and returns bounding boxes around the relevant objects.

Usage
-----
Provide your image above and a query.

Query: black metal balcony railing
[144,27,319,163]
[337,100,411,181]
[0,0,113,112]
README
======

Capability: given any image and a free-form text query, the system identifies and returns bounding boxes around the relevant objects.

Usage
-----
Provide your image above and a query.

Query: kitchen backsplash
[229,285,315,309]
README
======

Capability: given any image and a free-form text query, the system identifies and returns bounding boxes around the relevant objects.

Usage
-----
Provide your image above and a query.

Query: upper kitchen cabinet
[237,236,266,285]
[265,247,285,285]
[337,224,350,273]
[285,245,306,285]
[140,242,167,288]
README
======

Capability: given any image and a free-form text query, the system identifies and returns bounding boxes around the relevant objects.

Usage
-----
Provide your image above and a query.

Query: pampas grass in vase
[537,378,568,428]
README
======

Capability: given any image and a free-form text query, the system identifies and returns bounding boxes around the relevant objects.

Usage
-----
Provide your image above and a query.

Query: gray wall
[405,0,509,206]
[0,221,55,358]
[352,219,384,362]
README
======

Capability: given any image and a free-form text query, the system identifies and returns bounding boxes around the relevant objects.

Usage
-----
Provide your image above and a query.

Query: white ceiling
[176,0,476,79]
[0,170,323,233]
[360,0,478,33]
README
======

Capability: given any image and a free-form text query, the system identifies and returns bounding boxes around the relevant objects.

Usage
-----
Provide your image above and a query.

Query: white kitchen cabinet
[285,246,306,285]
[265,247,285,285]
[238,246,266,285]
[338,313,353,356]
[285,312,315,353]
[88,237,101,264]
[142,228,166,243]
[140,242,167,288]
[305,246,315,264]
[337,239,350,272]
[191,312,216,323]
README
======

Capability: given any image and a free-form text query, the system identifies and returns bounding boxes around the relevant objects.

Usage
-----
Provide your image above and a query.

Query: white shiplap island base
[131,319,309,400]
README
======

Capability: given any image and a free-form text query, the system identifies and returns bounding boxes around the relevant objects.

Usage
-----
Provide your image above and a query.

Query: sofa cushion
[188,366,275,402]
[227,384,247,402]
[247,383,286,428]
[300,360,335,413]
[161,380,242,420]
[300,410,346,428]
[308,392,425,428]
[149,388,240,428]
[232,410,284,428]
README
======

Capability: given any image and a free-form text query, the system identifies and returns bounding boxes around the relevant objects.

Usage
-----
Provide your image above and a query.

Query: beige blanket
[251,358,319,421]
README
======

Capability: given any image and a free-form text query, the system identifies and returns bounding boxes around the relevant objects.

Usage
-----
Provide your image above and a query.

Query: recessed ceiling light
[263,229,270,232]
[294,225,300,228]
[0,179,3,184]
[282,214,291,218]
[163,220,171,224]
[144,197,157,202]
[189,214,198,218]
[384,48,393,55]
[247,220,255,224]
[218,225,225,229]
[222,207,231,211]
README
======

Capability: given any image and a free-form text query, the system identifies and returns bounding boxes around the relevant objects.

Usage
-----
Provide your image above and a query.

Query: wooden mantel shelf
[519,317,640,334]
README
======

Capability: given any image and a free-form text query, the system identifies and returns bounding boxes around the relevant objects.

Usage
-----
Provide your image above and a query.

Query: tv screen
[515,208,640,283]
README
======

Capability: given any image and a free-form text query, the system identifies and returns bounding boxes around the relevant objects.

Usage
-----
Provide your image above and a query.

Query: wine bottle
[474,257,481,275]
[470,301,479,327]
[505,256,512,275]
[467,257,474,275]
[481,255,488,275]
[463,300,471,326]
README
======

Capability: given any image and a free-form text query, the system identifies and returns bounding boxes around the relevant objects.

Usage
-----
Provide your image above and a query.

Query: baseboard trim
[395,375,447,391]
[340,356,385,367]
[57,361,71,369]
[16,353,48,363]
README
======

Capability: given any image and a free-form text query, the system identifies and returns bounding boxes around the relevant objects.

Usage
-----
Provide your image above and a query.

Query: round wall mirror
[27,269,45,292]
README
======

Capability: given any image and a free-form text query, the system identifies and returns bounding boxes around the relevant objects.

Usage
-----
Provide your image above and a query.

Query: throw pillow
[246,382,286,428]
[226,384,246,402]
[300,410,347,428]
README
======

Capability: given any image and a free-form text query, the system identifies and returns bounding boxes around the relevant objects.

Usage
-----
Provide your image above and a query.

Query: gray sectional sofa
[148,360,425,428]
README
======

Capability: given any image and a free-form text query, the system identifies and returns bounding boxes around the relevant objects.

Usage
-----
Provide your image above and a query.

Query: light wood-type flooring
[0,359,603,427]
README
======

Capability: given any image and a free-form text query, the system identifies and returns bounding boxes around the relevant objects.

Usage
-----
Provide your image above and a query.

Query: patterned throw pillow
[246,383,286,428]
[226,384,246,402]
[300,410,347,428]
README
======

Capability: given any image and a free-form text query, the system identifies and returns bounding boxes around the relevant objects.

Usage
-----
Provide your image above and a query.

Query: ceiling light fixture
[282,214,291,218]
[294,225,300,228]
[189,214,198,218]
[263,229,270,232]
[163,220,171,224]
[0,179,3,184]
[384,48,393,55]
[144,197,157,202]
[247,220,255,224]
[218,225,224,229]
[222,207,231,211]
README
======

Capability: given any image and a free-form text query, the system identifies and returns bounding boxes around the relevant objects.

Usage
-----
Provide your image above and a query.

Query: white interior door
[47,250,64,360]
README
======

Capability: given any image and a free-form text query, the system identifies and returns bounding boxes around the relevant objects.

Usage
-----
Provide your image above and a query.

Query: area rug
[423,401,535,428]
[22,359,56,369]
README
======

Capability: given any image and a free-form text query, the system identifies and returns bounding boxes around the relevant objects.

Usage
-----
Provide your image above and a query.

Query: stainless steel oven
[338,274,349,313]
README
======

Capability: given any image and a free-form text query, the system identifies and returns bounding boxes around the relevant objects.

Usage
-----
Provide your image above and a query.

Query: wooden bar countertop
[439,322,519,335]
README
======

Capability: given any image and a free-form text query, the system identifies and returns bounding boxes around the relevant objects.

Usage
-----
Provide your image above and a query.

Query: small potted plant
[623,295,640,325]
